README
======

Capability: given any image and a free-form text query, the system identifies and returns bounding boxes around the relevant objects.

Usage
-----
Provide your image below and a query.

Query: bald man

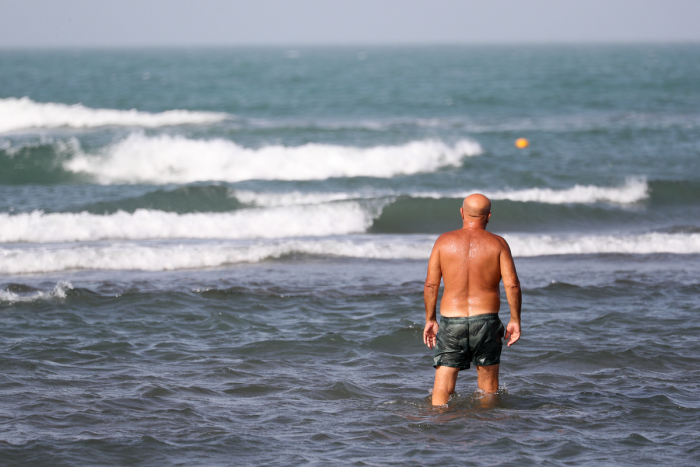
[423,193,521,406]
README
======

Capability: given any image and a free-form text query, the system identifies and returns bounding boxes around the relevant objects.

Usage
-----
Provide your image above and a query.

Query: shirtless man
[423,193,521,406]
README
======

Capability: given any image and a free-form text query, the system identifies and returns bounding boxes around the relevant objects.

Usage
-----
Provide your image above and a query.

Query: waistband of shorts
[440,314,500,323]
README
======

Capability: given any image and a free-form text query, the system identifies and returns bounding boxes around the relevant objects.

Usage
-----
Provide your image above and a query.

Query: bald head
[462,193,491,218]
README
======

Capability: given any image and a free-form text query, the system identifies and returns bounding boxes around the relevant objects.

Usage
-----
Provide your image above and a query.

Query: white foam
[483,178,648,205]
[0,281,72,302]
[232,189,373,207]
[2,232,699,273]
[0,238,434,273]
[0,203,373,243]
[233,178,649,208]
[63,134,482,183]
[408,178,648,205]
[504,232,700,256]
[0,97,227,132]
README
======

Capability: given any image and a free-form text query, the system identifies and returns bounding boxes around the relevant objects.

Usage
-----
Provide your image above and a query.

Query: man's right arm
[423,239,442,349]
[499,238,521,346]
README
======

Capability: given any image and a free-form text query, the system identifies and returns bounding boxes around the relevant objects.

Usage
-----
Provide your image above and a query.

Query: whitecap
[0,97,227,132]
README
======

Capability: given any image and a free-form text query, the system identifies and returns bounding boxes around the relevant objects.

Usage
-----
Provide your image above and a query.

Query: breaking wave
[2,233,699,273]
[234,178,649,207]
[63,134,483,183]
[0,203,374,243]
[504,232,700,256]
[0,97,227,132]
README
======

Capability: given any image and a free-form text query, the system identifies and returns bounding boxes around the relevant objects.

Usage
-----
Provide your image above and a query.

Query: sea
[0,45,699,466]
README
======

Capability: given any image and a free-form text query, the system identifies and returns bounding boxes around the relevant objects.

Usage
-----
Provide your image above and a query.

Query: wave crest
[2,233,699,273]
[0,97,227,132]
[63,134,482,183]
[0,281,72,302]
[0,203,374,243]
[234,178,649,208]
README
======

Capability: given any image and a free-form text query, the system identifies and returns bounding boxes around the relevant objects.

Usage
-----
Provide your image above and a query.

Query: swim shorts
[432,314,504,370]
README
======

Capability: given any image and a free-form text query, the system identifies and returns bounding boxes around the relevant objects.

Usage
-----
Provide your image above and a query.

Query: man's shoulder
[435,229,463,244]
[489,232,511,250]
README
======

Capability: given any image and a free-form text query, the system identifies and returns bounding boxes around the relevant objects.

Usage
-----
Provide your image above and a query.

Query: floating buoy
[515,138,529,149]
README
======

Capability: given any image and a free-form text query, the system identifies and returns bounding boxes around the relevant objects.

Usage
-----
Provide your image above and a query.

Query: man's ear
[460,207,464,219]
[486,212,491,224]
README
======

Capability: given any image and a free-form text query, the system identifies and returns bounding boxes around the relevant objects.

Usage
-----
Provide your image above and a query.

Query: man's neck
[462,220,487,230]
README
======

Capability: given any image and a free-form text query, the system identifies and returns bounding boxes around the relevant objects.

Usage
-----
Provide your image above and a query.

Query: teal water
[0,45,699,465]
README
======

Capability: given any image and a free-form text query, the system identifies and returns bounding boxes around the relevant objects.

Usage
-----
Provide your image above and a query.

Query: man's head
[460,193,491,226]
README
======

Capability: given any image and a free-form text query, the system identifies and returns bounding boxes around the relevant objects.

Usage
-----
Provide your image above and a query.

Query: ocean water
[1,45,699,466]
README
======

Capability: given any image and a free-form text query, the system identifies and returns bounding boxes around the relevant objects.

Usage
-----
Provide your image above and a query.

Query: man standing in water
[423,194,521,406]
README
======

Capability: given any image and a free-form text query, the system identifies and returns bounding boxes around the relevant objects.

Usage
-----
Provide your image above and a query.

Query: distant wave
[234,178,649,207]
[242,113,700,133]
[0,203,374,243]
[2,232,700,273]
[63,134,482,183]
[0,97,227,132]
[504,232,700,256]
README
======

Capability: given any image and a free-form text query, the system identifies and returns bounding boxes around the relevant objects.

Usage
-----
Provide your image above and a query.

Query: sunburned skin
[423,193,522,406]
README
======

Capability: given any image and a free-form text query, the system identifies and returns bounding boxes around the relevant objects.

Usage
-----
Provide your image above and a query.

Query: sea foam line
[233,178,648,207]
[2,233,699,273]
[0,203,374,243]
[0,97,227,132]
[63,134,483,183]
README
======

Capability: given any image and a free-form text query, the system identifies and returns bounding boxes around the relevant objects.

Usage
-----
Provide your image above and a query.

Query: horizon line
[1,40,699,50]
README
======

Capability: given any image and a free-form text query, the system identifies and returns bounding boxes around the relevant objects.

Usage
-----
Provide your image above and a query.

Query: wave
[0,203,374,243]
[0,237,432,273]
[2,232,699,273]
[63,180,648,217]
[235,113,700,133]
[234,178,649,208]
[0,281,72,302]
[63,134,482,183]
[66,179,649,215]
[504,232,700,256]
[76,185,243,214]
[0,97,227,132]
[481,178,648,205]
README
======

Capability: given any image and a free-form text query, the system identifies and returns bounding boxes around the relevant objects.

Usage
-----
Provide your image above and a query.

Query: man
[423,193,521,406]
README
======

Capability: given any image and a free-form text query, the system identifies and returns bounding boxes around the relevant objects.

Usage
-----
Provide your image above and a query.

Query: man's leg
[432,366,459,405]
[476,364,499,393]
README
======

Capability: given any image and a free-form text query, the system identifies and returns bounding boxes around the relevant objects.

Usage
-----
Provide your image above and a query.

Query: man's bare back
[422,194,522,406]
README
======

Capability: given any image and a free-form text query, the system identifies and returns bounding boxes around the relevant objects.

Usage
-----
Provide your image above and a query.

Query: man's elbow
[424,282,439,292]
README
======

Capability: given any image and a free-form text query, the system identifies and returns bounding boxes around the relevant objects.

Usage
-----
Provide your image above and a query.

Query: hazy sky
[1,0,699,47]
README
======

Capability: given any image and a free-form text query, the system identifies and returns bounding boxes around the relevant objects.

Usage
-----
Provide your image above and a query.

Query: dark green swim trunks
[433,314,504,370]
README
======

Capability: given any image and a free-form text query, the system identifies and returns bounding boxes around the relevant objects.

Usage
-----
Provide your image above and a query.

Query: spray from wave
[0,281,72,302]
[0,97,227,132]
[63,134,483,183]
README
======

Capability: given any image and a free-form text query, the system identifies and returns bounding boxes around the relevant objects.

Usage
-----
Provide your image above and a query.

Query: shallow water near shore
[2,255,699,465]
[1,45,699,465]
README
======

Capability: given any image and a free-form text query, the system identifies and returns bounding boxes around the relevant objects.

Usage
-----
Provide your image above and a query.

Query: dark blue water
[0,45,699,465]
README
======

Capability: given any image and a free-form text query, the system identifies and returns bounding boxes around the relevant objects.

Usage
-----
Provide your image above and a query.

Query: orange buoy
[515,138,529,149]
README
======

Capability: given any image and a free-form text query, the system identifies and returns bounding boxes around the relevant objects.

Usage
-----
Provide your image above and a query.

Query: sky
[1,0,699,47]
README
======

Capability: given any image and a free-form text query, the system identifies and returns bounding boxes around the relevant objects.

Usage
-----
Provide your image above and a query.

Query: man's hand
[504,321,521,347]
[423,320,439,349]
